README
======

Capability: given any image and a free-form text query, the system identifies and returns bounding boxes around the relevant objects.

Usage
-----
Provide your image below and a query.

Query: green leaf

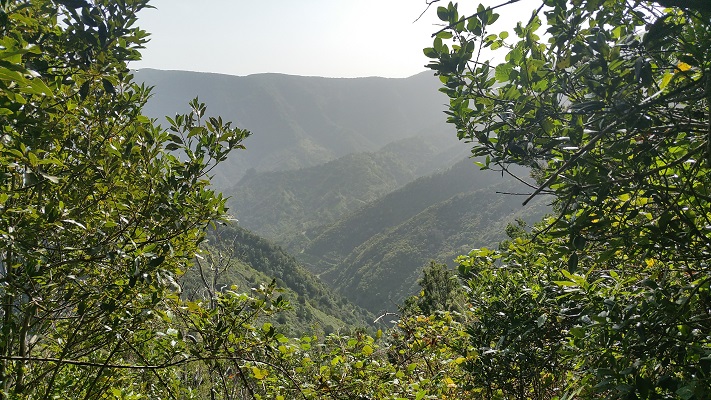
[676,384,696,400]
[38,171,59,183]
[433,37,443,52]
[102,78,115,94]
[570,326,586,338]
[28,77,53,96]
[148,256,165,268]
[436,6,448,22]
[495,63,513,82]
[62,219,86,230]
[536,314,548,327]
[554,280,579,287]
[251,366,268,380]
[424,46,438,57]
[572,236,586,250]
[436,31,453,40]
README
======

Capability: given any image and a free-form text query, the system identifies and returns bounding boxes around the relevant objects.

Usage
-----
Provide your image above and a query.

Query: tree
[455,245,570,399]
[0,0,249,396]
[427,0,711,266]
[402,261,465,317]
[427,0,711,397]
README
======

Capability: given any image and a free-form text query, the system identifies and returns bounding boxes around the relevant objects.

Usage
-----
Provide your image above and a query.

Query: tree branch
[654,0,711,14]
[414,0,440,23]
[431,0,523,38]
[0,355,195,370]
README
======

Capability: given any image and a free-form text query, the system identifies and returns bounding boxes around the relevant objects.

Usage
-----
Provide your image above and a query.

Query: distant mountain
[135,68,550,317]
[300,161,551,313]
[133,69,458,188]
[226,135,468,251]
[180,224,374,335]
[300,159,502,271]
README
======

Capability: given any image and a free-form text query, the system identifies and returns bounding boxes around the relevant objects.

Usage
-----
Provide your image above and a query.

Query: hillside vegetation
[302,158,512,270]
[227,151,549,313]
[316,173,550,312]
[227,135,467,250]
[181,225,373,335]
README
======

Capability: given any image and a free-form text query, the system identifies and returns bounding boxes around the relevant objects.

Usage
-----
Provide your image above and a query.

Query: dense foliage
[0,0,249,396]
[425,0,711,398]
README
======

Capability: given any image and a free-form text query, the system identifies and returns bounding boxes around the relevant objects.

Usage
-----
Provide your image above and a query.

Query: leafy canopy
[426,0,711,266]
[426,0,711,398]
[0,0,249,396]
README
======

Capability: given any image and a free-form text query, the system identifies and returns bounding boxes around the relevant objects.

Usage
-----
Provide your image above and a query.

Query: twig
[522,79,705,206]
[373,312,399,324]
[522,125,612,206]
[414,0,440,23]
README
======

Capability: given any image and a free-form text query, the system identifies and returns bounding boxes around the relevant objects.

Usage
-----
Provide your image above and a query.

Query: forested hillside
[317,175,550,312]
[228,152,549,313]
[302,158,518,271]
[181,225,373,335]
[227,135,467,250]
[134,68,459,188]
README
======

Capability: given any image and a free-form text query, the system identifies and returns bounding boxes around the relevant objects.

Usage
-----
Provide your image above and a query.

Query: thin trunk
[0,292,12,393]
[0,249,14,393]
[13,304,33,395]
[706,71,710,165]
[82,339,123,400]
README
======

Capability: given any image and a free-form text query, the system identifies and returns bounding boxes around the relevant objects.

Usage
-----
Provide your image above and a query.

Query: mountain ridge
[296,160,551,312]
[136,68,435,80]
[226,134,468,251]
[134,69,458,188]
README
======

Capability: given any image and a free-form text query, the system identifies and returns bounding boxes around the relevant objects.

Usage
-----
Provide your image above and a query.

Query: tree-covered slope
[282,159,550,313]
[320,180,549,313]
[134,69,458,188]
[226,135,467,250]
[301,159,519,272]
[181,224,373,335]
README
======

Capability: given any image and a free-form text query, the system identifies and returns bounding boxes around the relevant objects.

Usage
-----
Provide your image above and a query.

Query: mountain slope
[226,135,467,250]
[133,69,458,188]
[301,159,513,272]
[180,224,373,335]
[298,162,550,313]
[327,185,549,313]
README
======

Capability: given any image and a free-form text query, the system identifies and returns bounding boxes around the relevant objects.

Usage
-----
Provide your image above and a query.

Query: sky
[133,0,541,78]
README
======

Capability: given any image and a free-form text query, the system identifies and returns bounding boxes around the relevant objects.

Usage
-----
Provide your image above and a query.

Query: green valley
[308,162,550,312]
[133,68,553,315]
[225,135,467,251]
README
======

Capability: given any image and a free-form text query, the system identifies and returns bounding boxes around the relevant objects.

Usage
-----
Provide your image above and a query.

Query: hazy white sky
[133,0,541,78]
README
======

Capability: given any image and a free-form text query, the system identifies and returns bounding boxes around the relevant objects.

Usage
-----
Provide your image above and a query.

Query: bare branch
[414,0,441,23]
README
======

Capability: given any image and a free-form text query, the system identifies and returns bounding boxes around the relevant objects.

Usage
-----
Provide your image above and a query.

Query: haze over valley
[136,69,549,315]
